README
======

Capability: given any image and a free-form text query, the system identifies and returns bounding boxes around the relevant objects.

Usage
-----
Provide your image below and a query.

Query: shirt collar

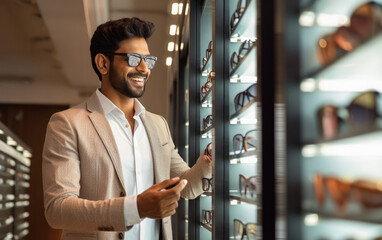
[95,89,146,118]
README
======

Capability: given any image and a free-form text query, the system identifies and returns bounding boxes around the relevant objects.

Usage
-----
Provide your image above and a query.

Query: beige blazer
[42,92,211,240]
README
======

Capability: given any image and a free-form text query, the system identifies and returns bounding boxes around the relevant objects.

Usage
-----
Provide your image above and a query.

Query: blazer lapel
[141,113,164,184]
[86,92,126,191]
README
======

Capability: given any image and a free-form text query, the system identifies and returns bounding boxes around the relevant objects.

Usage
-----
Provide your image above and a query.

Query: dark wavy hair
[90,17,155,81]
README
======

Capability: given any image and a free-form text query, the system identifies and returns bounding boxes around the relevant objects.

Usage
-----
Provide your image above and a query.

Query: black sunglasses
[230,0,251,33]
[203,40,214,67]
[202,177,213,191]
[317,91,381,139]
[202,209,213,225]
[239,174,256,197]
[234,84,256,112]
[203,115,213,130]
[112,53,158,70]
[204,142,212,157]
[230,40,255,70]
[233,219,256,240]
[233,129,256,156]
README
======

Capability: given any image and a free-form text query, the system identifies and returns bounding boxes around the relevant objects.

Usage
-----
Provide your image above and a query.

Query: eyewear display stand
[0,121,31,240]
[173,0,278,239]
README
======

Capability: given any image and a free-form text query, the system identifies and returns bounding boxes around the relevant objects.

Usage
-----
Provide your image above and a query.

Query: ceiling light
[185,3,189,15]
[168,42,175,51]
[178,3,183,15]
[169,25,177,35]
[171,3,178,15]
[176,26,180,35]
[166,57,173,66]
[180,42,184,50]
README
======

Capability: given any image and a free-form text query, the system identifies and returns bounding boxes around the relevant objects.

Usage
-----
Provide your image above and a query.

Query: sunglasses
[234,84,256,113]
[201,71,215,98]
[230,0,251,33]
[203,41,214,67]
[202,209,213,225]
[204,142,212,157]
[233,219,256,240]
[202,178,213,191]
[233,129,256,156]
[239,174,256,197]
[230,40,255,70]
[203,115,213,130]
[317,91,381,139]
[112,53,157,70]
[314,173,382,212]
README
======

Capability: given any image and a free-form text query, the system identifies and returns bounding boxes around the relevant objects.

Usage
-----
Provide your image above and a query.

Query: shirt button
[125,124,129,128]
[118,232,124,239]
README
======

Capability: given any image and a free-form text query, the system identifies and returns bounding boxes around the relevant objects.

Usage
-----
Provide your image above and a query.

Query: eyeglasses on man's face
[112,53,158,70]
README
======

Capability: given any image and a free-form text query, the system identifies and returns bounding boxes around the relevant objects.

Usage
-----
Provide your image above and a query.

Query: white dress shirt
[96,89,159,240]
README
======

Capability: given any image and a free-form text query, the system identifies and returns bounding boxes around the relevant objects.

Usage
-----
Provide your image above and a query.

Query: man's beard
[109,65,148,98]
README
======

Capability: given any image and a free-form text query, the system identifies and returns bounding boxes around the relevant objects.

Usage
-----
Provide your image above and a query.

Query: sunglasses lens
[239,175,246,196]
[144,57,157,70]
[231,52,239,69]
[244,130,256,152]
[348,91,378,125]
[128,55,141,67]
[233,134,243,155]
[234,92,244,112]
[234,220,244,240]
[248,177,256,196]
[246,223,256,240]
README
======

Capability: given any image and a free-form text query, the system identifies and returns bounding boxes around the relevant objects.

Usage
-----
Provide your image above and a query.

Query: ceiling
[0,0,181,118]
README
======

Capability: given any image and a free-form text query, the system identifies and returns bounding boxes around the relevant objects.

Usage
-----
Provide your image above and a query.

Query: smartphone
[165,180,181,190]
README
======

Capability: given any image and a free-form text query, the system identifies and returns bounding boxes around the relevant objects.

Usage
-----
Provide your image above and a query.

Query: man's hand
[137,177,187,219]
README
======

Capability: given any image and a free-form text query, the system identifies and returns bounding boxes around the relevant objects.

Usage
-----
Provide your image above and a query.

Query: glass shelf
[201,54,213,73]
[230,75,257,84]
[230,99,257,121]
[302,125,382,157]
[201,223,212,232]
[304,207,382,225]
[229,150,257,164]
[230,194,258,205]
[301,33,382,92]
[201,88,212,106]
[201,125,214,136]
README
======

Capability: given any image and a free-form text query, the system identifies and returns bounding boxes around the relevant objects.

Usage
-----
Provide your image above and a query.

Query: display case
[0,122,31,240]
[182,0,269,239]
[285,0,382,239]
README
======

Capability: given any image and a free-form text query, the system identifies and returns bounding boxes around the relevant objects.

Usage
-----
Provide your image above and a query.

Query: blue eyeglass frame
[112,53,158,70]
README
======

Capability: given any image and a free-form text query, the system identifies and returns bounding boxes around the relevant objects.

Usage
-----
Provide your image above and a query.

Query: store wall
[0,104,69,240]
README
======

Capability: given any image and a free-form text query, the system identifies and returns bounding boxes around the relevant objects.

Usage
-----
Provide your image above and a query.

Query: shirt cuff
[124,195,143,227]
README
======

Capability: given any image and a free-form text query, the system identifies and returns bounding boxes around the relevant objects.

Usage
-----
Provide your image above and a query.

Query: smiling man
[42,17,212,240]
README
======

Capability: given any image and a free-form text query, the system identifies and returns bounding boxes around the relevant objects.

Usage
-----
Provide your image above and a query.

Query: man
[42,17,212,240]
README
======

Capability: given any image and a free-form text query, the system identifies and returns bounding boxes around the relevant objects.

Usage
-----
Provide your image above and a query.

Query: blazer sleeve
[42,111,126,232]
[160,116,212,199]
